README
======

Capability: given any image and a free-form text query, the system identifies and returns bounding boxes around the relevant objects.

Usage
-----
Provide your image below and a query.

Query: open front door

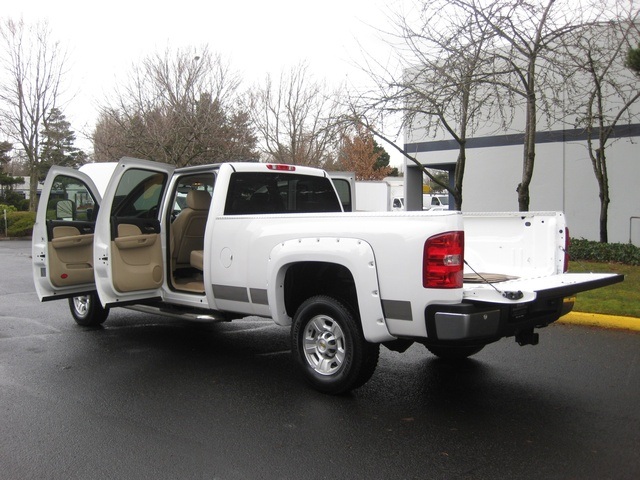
[32,167,102,301]
[93,158,175,307]
[329,171,355,212]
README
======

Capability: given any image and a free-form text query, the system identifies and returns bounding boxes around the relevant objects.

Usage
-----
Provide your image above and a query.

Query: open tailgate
[463,273,624,304]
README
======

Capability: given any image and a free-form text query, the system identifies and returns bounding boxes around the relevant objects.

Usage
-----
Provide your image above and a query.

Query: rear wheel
[291,295,379,395]
[69,293,109,326]
[426,345,485,360]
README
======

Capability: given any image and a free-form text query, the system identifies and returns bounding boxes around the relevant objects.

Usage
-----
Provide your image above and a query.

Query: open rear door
[93,158,175,307]
[32,167,102,301]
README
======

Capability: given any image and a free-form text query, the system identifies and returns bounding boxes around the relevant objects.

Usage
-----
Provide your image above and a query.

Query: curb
[559,311,640,332]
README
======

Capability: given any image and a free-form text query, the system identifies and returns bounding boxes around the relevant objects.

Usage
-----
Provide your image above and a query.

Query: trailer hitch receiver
[516,329,539,346]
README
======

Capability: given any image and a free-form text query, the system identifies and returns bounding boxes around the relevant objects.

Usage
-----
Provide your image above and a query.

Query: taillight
[423,231,464,288]
[266,164,296,171]
[563,227,570,273]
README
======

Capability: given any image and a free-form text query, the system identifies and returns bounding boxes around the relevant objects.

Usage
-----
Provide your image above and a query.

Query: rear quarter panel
[207,210,464,339]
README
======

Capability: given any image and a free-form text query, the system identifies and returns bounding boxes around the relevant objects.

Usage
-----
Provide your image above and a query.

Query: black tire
[68,293,109,326]
[426,344,485,360]
[291,295,380,395]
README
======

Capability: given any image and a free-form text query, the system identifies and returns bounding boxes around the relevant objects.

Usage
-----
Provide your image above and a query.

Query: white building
[404,123,640,245]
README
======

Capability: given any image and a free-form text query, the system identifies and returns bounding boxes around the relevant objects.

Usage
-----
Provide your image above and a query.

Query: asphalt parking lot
[1,239,639,479]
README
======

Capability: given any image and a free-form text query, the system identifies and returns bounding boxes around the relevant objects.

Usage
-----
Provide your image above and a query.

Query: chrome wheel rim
[73,296,90,317]
[303,315,346,375]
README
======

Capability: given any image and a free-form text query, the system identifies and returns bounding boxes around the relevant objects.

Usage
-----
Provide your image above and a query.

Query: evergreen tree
[626,44,640,73]
[0,141,11,172]
[0,141,25,208]
[372,140,398,176]
[39,108,87,180]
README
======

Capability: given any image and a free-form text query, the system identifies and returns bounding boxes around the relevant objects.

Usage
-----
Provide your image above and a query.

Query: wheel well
[284,262,359,319]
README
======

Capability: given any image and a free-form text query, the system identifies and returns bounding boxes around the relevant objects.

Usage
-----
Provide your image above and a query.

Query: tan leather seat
[190,250,204,271]
[171,190,211,269]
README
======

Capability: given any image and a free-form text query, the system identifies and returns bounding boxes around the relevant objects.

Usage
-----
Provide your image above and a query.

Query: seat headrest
[186,190,211,210]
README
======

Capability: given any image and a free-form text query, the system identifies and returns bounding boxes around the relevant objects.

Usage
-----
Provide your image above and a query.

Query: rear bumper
[424,296,576,345]
[423,272,624,346]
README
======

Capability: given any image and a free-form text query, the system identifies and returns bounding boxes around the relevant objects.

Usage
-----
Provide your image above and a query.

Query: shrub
[0,191,29,211]
[0,210,36,237]
[0,203,17,213]
[569,238,640,266]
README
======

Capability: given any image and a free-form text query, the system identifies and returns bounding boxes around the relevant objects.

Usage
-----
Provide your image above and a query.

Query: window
[47,175,98,221]
[170,173,215,218]
[224,172,341,215]
[111,170,167,218]
[332,178,353,212]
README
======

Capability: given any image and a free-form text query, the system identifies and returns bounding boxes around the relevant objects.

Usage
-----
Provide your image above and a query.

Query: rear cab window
[224,172,341,215]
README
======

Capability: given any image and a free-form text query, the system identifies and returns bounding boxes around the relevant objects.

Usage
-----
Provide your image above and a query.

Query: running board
[126,303,230,323]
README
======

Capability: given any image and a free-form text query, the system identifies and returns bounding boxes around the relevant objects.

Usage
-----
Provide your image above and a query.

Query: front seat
[171,190,211,270]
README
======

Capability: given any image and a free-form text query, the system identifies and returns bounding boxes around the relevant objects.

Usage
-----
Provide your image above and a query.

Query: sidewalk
[560,311,640,332]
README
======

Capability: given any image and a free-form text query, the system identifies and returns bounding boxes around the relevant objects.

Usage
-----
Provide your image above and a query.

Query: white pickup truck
[32,158,623,394]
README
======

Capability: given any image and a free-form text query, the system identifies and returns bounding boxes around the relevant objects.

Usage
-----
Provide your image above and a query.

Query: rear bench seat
[190,250,204,271]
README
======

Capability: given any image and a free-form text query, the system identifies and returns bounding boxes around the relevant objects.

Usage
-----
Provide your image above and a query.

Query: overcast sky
[5,0,409,159]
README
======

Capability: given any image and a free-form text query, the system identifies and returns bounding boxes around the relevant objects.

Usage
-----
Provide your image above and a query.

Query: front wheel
[69,293,109,326]
[426,344,485,360]
[291,295,379,395]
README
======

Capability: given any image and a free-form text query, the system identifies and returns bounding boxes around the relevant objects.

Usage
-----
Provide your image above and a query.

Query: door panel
[48,225,94,287]
[32,167,102,301]
[111,220,163,293]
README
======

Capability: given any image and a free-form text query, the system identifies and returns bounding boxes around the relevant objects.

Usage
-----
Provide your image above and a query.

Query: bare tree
[351,0,501,209]
[0,18,68,211]
[93,46,257,166]
[449,0,590,211]
[561,1,640,242]
[249,62,345,167]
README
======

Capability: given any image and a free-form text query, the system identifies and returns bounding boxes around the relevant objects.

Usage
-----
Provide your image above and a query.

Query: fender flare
[266,237,395,343]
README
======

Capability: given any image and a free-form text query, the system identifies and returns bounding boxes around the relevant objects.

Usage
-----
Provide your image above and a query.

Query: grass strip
[569,261,639,318]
